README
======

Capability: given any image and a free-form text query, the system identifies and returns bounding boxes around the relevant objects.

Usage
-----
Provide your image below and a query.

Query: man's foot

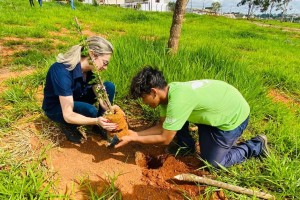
[59,124,84,144]
[256,134,270,157]
[165,144,195,157]
[91,125,108,139]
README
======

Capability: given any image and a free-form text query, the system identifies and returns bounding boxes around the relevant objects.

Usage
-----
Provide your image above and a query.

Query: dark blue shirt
[42,62,93,112]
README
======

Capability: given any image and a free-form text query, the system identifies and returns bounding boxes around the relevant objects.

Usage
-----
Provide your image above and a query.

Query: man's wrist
[130,135,138,142]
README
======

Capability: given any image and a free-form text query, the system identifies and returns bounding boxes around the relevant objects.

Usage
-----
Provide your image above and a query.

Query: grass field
[0,0,299,199]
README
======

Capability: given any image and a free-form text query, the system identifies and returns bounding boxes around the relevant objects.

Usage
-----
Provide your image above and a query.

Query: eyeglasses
[102,60,109,66]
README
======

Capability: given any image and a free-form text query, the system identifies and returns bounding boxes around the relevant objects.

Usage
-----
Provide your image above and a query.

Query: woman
[42,36,117,143]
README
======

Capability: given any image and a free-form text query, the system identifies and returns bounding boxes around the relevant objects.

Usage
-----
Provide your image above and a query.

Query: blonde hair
[56,36,114,71]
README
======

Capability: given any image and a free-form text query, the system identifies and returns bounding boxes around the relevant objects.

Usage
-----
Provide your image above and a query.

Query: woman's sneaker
[59,123,84,144]
[91,125,108,140]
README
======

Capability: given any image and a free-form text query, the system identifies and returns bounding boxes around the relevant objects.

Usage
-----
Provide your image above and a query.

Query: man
[115,66,269,168]
[38,0,42,7]
[70,0,75,10]
[29,0,35,7]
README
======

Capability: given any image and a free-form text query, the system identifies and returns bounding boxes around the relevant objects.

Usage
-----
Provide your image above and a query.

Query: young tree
[167,0,188,54]
[237,0,262,19]
[168,1,176,12]
[211,1,221,13]
[277,0,292,22]
[260,0,282,19]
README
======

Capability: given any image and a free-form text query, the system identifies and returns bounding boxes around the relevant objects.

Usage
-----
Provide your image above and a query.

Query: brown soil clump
[104,107,129,138]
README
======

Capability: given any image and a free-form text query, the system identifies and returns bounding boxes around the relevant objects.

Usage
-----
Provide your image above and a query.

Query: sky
[184,0,300,14]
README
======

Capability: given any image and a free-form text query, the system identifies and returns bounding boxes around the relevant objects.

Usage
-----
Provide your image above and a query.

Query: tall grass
[0,149,60,200]
[0,0,299,199]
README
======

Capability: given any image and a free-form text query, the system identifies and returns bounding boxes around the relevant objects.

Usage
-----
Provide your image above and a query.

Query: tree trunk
[269,1,275,19]
[280,0,290,22]
[247,0,253,19]
[167,0,188,54]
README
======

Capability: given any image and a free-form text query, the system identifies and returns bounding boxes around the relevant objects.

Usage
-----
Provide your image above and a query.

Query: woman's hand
[96,117,117,131]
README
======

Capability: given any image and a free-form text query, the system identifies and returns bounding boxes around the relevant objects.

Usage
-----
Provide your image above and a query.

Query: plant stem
[74,17,112,112]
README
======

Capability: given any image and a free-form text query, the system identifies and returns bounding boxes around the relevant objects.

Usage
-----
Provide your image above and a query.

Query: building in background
[83,0,125,5]
[128,0,170,12]
[83,0,170,12]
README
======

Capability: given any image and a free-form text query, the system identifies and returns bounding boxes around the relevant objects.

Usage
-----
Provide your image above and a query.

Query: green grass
[78,173,122,200]
[0,0,299,199]
[0,164,52,199]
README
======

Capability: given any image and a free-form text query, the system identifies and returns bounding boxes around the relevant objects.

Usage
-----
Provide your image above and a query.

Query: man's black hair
[130,66,167,99]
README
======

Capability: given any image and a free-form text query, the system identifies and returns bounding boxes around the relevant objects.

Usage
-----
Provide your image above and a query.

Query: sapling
[74,17,112,112]
[74,17,128,147]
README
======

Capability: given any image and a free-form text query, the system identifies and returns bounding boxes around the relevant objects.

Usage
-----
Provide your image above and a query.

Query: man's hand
[111,104,126,118]
[114,135,132,148]
[111,104,121,110]
[114,130,138,148]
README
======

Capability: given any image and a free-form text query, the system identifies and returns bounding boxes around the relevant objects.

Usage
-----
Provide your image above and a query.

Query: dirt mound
[47,133,210,199]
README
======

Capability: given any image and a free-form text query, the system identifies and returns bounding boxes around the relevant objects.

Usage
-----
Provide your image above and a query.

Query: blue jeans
[45,81,115,124]
[177,117,263,168]
[70,0,75,10]
[29,0,34,7]
[38,0,42,7]
[175,121,196,151]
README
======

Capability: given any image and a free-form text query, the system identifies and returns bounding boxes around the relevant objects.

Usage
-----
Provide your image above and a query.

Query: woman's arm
[59,95,117,131]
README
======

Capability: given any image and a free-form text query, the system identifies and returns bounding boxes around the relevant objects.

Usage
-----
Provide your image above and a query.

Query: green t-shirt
[160,80,250,131]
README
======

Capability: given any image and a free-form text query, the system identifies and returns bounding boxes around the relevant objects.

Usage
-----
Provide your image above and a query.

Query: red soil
[47,131,212,199]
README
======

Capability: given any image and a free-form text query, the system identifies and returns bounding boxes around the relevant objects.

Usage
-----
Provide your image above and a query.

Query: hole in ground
[146,155,168,169]
[135,151,168,169]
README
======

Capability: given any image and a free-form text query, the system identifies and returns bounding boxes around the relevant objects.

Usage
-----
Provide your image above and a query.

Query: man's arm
[115,127,176,148]
[137,117,165,136]
[134,129,176,145]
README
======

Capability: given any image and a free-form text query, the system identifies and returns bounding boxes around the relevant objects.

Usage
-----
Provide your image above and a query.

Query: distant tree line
[237,0,293,21]
[255,12,300,22]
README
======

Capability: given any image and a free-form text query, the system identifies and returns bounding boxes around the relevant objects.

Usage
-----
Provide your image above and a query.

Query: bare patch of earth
[252,21,300,33]
[268,89,300,108]
[0,68,36,92]
[45,123,224,199]
[48,27,71,37]
[0,36,63,66]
